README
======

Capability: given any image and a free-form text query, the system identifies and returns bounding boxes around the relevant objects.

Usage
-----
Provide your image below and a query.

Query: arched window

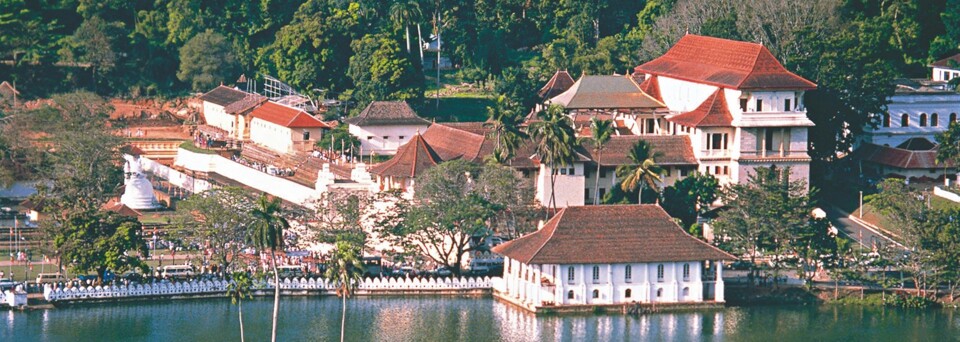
[592,289,600,299]
[568,290,575,299]
[932,113,940,127]
[625,289,633,298]
[901,114,910,127]
[625,265,632,282]
[592,266,600,282]
[682,287,690,296]
[952,113,958,124]
[920,113,928,127]
[567,267,575,283]
[657,264,665,282]
[656,288,663,298]
[882,113,890,127]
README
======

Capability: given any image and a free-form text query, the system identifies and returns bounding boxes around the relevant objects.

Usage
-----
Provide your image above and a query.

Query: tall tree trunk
[340,293,347,342]
[405,26,411,53]
[594,153,602,205]
[417,24,424,62]
[270,250,280,342]
[549,166,558,212]
[238,298,245,342]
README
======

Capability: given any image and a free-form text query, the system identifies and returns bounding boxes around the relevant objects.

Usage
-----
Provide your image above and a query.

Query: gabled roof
[198,86,249,107]
[538,70,576,99]
[638,75,664,103]
[421,123,491,162]
[103,198,142,218]
[547,75,666,109]
[582,135,698,166]
[492,205,735,264]
[345,101,430,126]
[223,92,267,115]
[0,81,19,96]
[251,101,330,128]
[369,133,442,178]
[851,143,951,169]
[635,34,817,90]
[667,88,734,127]
[931,53,960,70]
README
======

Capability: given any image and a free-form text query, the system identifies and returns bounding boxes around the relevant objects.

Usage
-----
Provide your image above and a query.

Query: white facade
[498,257,724,307]
[932,66,960,82]
[861,91,960,148]
[350,124,429,156]
[535,163,586,208]
[249,118,324,154]
[202,101,238,139]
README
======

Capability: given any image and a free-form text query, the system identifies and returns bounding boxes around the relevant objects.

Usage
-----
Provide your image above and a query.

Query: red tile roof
[638,75,664,103]
[931,53,960,69]
[582,135,698,166]
[635,34,817,90]
[103,198,142,218]
[492,205,735,264]
[223,93,267,114]
[850,143,952,169]
[538,70,576,99]
[251,101,330,128]
[667,88,734,127]
[421,123,491,162]
[369,133,442,178]
[547,75,666,109]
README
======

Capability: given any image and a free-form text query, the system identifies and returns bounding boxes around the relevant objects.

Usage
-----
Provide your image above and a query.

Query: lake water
[2,297,958,341]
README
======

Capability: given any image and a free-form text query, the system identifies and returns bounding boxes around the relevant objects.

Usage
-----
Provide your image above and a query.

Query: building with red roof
[249,101,331,154]
[198,85,267,142]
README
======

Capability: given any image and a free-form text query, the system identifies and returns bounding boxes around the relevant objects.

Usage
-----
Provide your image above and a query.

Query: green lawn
[930,195,960,211]
[419,96,496,122]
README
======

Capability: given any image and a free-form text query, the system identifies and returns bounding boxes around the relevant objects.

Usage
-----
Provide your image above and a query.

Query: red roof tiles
[582,135,698,166]
[635,34,816,90]
[538,70,576,99]
[198,86,248,106]
[638,75,664,103]
[850,143,952,169]
[667,88,734,127]
[346,101,430,126]
[251,102,330,128]
[369,133,442,178]
[931,53,960,69]
[492,205,734,264]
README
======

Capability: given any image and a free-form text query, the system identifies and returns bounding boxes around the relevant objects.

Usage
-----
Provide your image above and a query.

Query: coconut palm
[616,140,664,204]
[390,0,422,54]
[325,239,365,342]
[226,271,253,342]
[249,194,289,342]
[485,95,528,164]
[578,118,613,205]
[527,104,576,211]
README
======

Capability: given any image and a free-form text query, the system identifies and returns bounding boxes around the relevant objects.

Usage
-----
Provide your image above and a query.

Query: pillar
[715,260,725,302]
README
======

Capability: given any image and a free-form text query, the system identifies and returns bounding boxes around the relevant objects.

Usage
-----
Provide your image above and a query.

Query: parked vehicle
[35,273,67,284]
[158,265,194,280]
[277,265,305,279]
[0,278,18,291]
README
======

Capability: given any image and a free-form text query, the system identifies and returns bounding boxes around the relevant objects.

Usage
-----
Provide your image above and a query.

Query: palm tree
[485,95,528,164]
[527,104,576,211]
[325,239,365,342]
[616,140,664,204]
[390,0,422,54]
[249,194,289,342]
[226,271,254,342]
[578,118,613,205]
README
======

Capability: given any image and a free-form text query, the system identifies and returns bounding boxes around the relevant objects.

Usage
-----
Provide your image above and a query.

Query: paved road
[823,205,905,251]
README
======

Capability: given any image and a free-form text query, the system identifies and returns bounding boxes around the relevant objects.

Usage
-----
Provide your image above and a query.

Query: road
[823,205,906,251]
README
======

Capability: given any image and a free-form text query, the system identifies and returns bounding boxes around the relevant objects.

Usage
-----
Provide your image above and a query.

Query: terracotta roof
[223,93,267,114]
[931,53,960,69]
[850,143,951,169]
[667,88,734,127]
[0,81,19,96]
[251,101,330,128]
[198,86,249,107]
[547,75,666,109]
[120,145,146,156]
[635,34,817,90]
[492,205,735,264]
[582,135,698,166]
[102,199,142,218]
[538,70,576,99]
[421,123,491,162]
[638,75,664,103]
[19,198,45,211]
[369,133,442,178]
[345,101,430,126]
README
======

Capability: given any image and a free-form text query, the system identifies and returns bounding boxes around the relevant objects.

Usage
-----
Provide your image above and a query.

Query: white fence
[43,276,493,302]
[174,148,319,205]
[934,186,960,203]
[137,154,212,194]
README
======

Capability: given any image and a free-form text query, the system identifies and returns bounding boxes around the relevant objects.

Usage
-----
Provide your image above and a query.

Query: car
[36,273,67,285]
[158,265,195,280]
[391,266,417,278]
[726,260,753,270]
[430,266,452,277]
[0,277,17,291]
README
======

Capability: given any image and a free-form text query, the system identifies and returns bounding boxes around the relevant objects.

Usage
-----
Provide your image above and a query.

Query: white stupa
[120,154,161,210]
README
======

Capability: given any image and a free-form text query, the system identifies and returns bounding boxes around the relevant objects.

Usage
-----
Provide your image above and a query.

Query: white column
[608,264,614,303]
[716,260,725,302]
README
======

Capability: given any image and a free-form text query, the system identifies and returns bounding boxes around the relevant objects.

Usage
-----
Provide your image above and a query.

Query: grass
[178,141,218,155]
[930,195,960,211]
[419,97,496,122]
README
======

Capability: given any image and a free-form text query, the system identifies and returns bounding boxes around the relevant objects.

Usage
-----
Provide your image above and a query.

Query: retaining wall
[173,148,319,205]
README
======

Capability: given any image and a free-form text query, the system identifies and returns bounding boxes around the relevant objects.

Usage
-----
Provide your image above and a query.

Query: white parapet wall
[138,154,212,194]
[173,148,320,205]
[934,186,960,203]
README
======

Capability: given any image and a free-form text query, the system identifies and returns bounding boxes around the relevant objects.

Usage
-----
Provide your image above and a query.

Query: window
[645,118,657,134]
[920,113,928,127]
[755,99,763,112]
[882,113,890,127]
[302,130,310,140]
[682,287,690,297]
[901,114,909,127]
[367,136,373,140]
[592,289,600,299]
[784,99,792,111]
[765,128,775,151]
[932,113,940,127]
[568,290,575,299]
[739,98,748,112]
[567,267,575,283]
[560,168,567,175]
[714,166,721,175]
[625,265,632,282]
[681,167,690,177]
[656,288,663,298]
[723,166,729,175]
[568,168,575,175]
[664,168,671,177]
[601,169,608,178]
[592,266,600,283]
[399,136,405,139]
[599,188,606,199]
[657,264,664,282]
[625,289,632,298]
[683,263,690,280]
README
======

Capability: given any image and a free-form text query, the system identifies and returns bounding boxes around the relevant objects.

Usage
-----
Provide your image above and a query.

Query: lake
[3,296,958,341]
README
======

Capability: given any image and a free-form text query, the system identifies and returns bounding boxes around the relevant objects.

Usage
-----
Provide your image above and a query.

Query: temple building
[249,101,332,154]
[491,205,734,313]
[198,85,267,144]
[346,101,431,156]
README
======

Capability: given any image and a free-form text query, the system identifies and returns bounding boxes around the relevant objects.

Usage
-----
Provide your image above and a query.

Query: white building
[491,205,733,313]
[931,53,960,82]
[198,86,267,141]
[634,34,818,185]
[249,101,331,154]
[346,101,430,156]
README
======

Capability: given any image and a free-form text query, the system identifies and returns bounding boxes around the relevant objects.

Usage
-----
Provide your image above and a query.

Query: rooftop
[538,70,576,99]
[667,88,734,127]
[492,205,734,264]
[251,101,330,129]
[198,86,249,107]
[368,133,442,178]
[637,75,664,103]
[893,78,958,95]
[851,141,951,170]
[546,75,666,110]
[345,101,430,126]
[581,135,698,166]
[931,53,960,70]
[635,34,817,90]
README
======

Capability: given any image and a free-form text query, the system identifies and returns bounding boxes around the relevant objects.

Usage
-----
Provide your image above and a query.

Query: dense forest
[1,0,959,168]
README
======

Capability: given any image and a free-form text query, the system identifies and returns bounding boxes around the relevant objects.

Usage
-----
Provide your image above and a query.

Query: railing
[699,150,730,158]
[738,150,810,159]
[737,110,814,127]
[43,276,494,302]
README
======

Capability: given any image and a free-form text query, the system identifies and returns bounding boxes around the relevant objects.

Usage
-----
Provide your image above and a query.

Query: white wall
[249,118,323,154]
[137,154,212,193]
[536,163,586,208]
[174,148,320,205]
[932,67,960,82]
[202,102,235,137]
[862,93,960,147]
[350,124,430,155]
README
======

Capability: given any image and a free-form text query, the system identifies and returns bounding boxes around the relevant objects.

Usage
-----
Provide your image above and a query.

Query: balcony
[699,149,731,159]
[736,110,814,127]
[739,149,810,160]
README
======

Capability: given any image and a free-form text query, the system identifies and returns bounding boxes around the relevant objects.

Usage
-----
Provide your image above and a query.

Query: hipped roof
[346,101,430,126]
[581,135,698,166]
[667,88,734,127]
[369,133,442,178]
[538,70,576,99]
[547,75,666,109]
[251,101,330,128]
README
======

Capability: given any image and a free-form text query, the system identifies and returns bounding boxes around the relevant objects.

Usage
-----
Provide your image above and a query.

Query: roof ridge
[649,205,735,259]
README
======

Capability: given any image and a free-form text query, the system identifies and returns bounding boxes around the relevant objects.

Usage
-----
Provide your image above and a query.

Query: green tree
[579,118,614,205]
[936,120,960,169]
[616,140,664,204]
[318,124,361,157]
[59,16,123,92]
[307,190,371,248]
[55,210,148,283]
[174,187,253,272]
[527,104,576,211]
[248,194,289,342]
[178,30,240,91]
[347,33,423,106]
[474,161,537,239]
[661,172,719,231]
[389,0,422,54]
[324,238,365,342]
[226,271,254,342]
[484,95,527,164]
